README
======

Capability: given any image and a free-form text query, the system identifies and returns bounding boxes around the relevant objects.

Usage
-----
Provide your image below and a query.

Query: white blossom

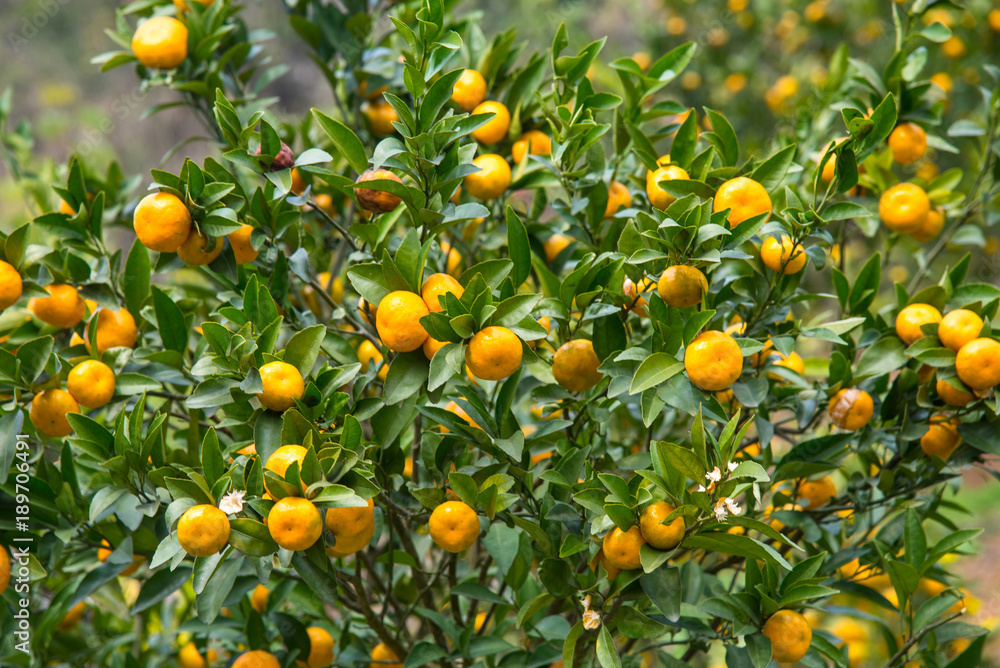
[583,609,601,630]
[706,467,722,483]
[713,497,732,522]
[728,461,738,473]
[725,497,742,516]
[219,490,245,514]
[696,484,706,493]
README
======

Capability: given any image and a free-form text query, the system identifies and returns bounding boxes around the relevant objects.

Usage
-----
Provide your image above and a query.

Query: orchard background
[2,0,1000,666]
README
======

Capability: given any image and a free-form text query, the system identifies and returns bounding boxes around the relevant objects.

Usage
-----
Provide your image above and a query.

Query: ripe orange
[465,326,523,381]
[177,229,223,266]
[132,16,188,70]
[796,476,836,508]
[451,69,487,112]
[177,504,230,557]
[229,224,258,264]
[828,388,874,430]
[471,101,511,144]
[356,169,403,213]
[646,164,690,210]
[602,525,645,570]
[67,360,116,409]
[233,650,281,668]
[895,303,942,346]
[264,444,308,494]
[552,339,603,392]
[133,192,193,253]
[173,0,214,12]
[376,291,430,353]
[257,361,306,411]
[30,389,79,437]
[639,502,685,550]
[94,307,139,353]
[713,176,771,227]
[357,340,388,381]
[604,181,631,218]
[888,123,927,165]
[370,643,402,668]
[0,546,9,593]
[464,154,511,200]
[325,498,375,557]
[268,496,323,551]
[179,642,217,668]
[768,351,805,380]
[428,501,480,553]
[0,260,23,310]
[250,583,269,613]
[421,273,464,312]
[920,419,961,459]
[879,183,930,234]
[361,99,398,135]
[955,338,1000,390]
[938,309,983,352]
[57,601,87,630]
[684,330,743,391]
[936,378,974,407]
[512,130,551,164]
[302,627,335,667]
[589,549,621,580]
[763,609,812,662]
[658,265,708,307]
[760,235,807,274]
[912,208,944,242]
[543,233,570,263]
[439,241,463,277]
[29,284,85,329]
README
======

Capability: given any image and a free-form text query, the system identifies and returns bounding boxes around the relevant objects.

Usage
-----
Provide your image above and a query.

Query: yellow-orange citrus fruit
[361,99,398,135]
[604,181,631,218]
[257,361,306,411]
[376,290,430,353]
[325,498,375,557]
[357,339,388,381]
[589,549,621,580]
[370,643,402,668]
[797,476,836,508]
[763,610,812,663]
[912,208,944,242]
[465,326,522,381]
[646,165,690,210]
[512,130,551,164]
[356,169,403,213]
[828,388,874,430]
[179,642,217,668]
[421,273,464,312]
[173,0,214,12]
[0,260,23,310]
[57,601,87,630]
[229,224,258,264]
[543,233,570,263]
[29,284,85,328]
[302,627,335,667]
[713,176,771,227]
[290,167,306,195]
[0,546,9,593]
[265,444,308,494]
[268,496,323,551]
[879,183,930,234]
[658,265,708,308]
[938,309,983,352]
[684,330,743,391]
[640,502,685,550]
[250,584,269,613]
[761,235,807,274]
[133,192,192,253]
[444,399,482,431]
[955,338,1000,390]
[602,526,646,570]
[67,360,116,409]
[132,16,188,70]
[471,101,511,144]
[428,501,480,553]
[888,123,927,165]
[233,651,281,668]
[451,69,487,112]
[921,420,961,459]
[552,339,603,392]
[936,378,974,407]
[464,154,511,200]
[177,504,230,557]
[358,297,377,324]
[768,351,805,380]
[895,303,942,346]
[177,229,223,266]
[94,307,139,353]
[30,389,79,438]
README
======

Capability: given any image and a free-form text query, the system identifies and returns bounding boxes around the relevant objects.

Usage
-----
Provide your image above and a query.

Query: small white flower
[696,484,707,493]
[725,498,742,516]
[583,609,601,630]
[219,490,245,514]
[714,497,730,522]
[728,461,738,473]
[581,594,592,610]
[706,467,722,483]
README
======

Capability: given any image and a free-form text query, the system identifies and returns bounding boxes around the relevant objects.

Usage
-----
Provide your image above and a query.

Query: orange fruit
[132,16,188,69]
[257,361,305,411]
[768,351,805,380]
[439,241,463,277]
[912,208,944,242]
[796,476,836,509]
[177,229,223,266]
[639,502,685,550]
[29,284,85,328]
[763,610,812,662]
[646,165,690,210]
[94,308,139,353]
[423,336,447,359]
[713,176,771,227]
[465,326,522,381]
[421,273,464,312]
[938,309,983,352]
[133,192,193,253]
[0,260,23,310]
[57,601,87,630]
[879,183,930,234]
[428,501,480,553]
[361,99,398,135]
[301,627,335,667]
[233,651,281,668]
[589,549,621,580]
[177,504,230,557]
[895,303,942,346]
[828,388,874,430]
[452,69,487,112]
[464,154,511,200]
[250,583,269,613]
[268,496,323,551]
[325,498,375,557]
[30,389,79,437]
[356,169,403,213]
[658,265,708,307]
[604,181,631,218]
[0,546,9,593]
[179,642,217,668]
[229,224,258,264]
[941,35,965,58]
[290,167,307,195]
[888,123,927,165]
[684,330,743,391]
[936,378,974,407]
[512,130,551,164]
[552,339,603,392]
[921,419,961,459]
[376,291,429,353]
[602,526,645,570]
[760,235,807,274]
[370,643,402,668]
[357,340,388,381]
[264,444,308,494]
[173,0,214,11]
[471,101,511,144]
[543,233,570,263]
[955,338,1000,390]
[622,277,649,317]
[67,360,116,409]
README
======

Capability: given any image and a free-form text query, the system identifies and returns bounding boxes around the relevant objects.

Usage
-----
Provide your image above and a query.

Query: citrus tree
[2,0,1000,666]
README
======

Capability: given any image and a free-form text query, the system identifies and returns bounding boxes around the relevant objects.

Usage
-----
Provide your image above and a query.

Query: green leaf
[404,642,449,668]
[506,207,531,288]
[16,336,53,384]
[152,287,188,353]
[312,109,368,174]
[131,565,193,614]
[228,518,279,557]
[640,566,682,621]
[283,324,325,377]
[855,336,907,379]
[201,428,224,487]
[683,532,792,570]
[703,108,738,166]
[595,626,622,668]
[383,351,429,404]
[629,353,684,395]
[615,606,667,639]
[124,240,151,319]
